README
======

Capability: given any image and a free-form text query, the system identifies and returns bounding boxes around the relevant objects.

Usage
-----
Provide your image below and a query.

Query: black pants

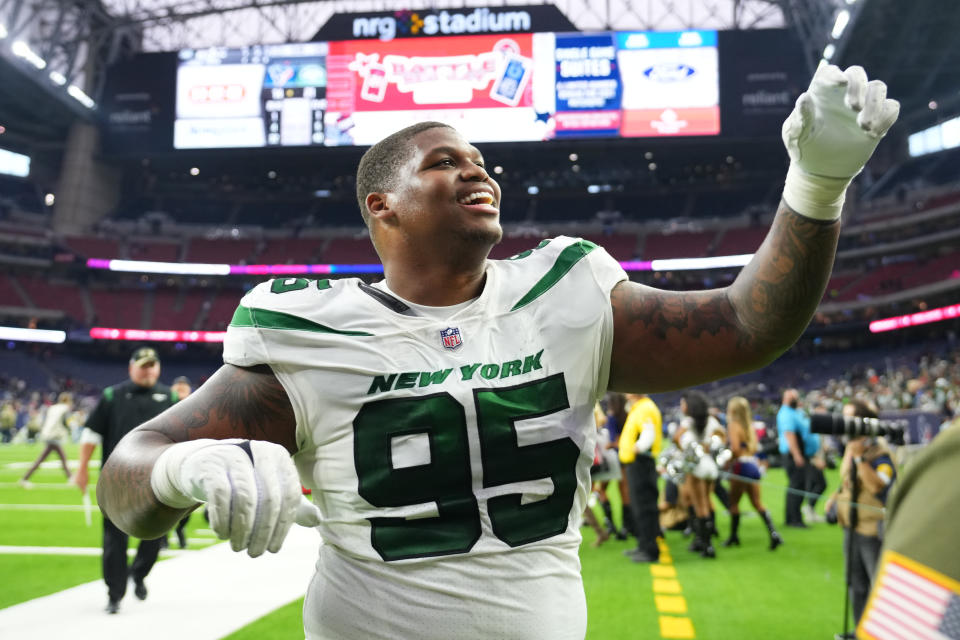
[784,455,806,525]
[805,465,826,508]
[625,455,659,556]
[103,517,161,602]
[844,529,882,625]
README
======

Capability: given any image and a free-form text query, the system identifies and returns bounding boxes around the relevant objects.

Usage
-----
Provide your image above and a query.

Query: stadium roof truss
[1,0,784,97]
[1,0,956,146]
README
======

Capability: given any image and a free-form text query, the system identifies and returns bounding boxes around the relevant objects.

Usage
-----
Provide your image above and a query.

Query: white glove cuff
[782,164,851,221]
[150,439,244,508]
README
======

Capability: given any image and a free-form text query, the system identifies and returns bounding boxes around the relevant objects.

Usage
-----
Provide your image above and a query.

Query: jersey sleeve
[585,243,627,398]
[585,241,628,295]
[222,282,274,368]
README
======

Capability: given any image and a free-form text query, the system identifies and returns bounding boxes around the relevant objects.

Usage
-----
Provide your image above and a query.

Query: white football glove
[150,439,321,557]
[782,64,900,221]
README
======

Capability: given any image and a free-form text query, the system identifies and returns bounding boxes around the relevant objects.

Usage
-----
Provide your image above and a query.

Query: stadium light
[651,254,754,271]
[831,10,850,39]
[527,185,539,195]
[67,85,95,109]
[90,327,226,343]
[11,40,46,69]
[869,303,960,334]
[49,71,66,86]
[0,326,66,344]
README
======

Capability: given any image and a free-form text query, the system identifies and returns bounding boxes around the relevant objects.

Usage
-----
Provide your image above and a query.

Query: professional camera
[809,413,906,445]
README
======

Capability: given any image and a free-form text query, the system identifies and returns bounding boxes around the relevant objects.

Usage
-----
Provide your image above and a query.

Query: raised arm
[98,364,304,555]
[609,204,837,391]
[609,64,898,392]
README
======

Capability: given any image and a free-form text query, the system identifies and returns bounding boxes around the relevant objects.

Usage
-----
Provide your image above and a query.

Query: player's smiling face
[392,127,503,247]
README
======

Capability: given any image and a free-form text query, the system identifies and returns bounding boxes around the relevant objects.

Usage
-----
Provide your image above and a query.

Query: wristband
[150,438,244,509]
[782,164,852,221]
[853,456,863,465]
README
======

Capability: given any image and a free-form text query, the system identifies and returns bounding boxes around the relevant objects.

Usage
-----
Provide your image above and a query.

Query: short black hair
[355,121,454,224]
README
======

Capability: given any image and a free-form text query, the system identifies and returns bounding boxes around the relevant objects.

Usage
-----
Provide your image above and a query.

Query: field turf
[1,442,848,638]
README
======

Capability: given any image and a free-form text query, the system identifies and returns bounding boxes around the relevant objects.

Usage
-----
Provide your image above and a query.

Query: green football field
[0,442,849,639]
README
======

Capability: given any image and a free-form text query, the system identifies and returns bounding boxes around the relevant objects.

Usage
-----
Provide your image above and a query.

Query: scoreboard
[102,29,805,152]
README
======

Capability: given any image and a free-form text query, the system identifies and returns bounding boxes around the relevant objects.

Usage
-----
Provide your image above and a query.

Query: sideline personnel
[74,347,178,614]
[619,393,663,562]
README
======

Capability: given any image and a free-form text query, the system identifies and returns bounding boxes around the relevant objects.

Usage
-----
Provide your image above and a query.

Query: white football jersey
[223,236,627,640]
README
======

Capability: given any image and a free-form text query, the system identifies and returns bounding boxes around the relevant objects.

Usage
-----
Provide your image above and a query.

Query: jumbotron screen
[172,30,720,149]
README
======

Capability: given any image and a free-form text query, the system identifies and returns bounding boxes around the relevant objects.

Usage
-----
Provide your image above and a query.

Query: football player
[99,64,898,639]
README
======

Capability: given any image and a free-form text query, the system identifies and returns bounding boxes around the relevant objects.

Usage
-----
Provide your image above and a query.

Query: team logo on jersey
[440,327,463,350]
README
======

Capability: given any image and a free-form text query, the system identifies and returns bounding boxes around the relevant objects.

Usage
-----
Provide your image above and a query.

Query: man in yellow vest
[619,393,663,563]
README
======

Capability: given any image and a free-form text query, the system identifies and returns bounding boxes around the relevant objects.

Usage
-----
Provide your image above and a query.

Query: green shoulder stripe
[510,240,598,311]
[230,305,373,336]
[103,387,114,402]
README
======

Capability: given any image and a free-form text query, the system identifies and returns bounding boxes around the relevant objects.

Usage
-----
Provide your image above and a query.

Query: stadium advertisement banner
[174,43,328,149]
[324,34,550,145]
[313,5,575,42]
[101,52,178,154]
[551,33,623,138]
[717,29,807,138]
[105,28,804,152]
[615,30,720,137]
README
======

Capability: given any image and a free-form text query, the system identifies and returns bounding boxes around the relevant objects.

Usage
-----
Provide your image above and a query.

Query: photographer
[824,399,896,637]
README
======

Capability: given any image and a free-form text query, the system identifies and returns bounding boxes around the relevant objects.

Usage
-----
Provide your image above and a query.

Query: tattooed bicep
[141,364,298,453]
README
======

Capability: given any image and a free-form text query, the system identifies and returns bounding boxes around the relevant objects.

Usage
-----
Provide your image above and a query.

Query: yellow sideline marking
[651,536,696,639]
[650,564,677,578]
[659,616,696,639]
[652,578,682,594]
[655,595,688,614]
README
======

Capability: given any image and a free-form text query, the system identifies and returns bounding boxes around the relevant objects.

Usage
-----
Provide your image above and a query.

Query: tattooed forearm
[728,203,839,352]
[98,429,192,539]
[98,363,297,539]
[609,203,839,392]
[145,364,296,449]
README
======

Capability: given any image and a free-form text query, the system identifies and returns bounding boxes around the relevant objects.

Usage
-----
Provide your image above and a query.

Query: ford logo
[643,64,695,82]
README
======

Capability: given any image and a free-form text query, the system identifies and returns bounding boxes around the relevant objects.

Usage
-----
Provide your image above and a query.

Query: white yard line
[0,482,79,489]
[0,503,99,511]
[0,525,321,639]
[0,545,192,557]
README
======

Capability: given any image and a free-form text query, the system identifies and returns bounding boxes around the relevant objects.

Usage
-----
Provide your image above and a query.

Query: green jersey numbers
[353,374,575,561]
[270,278,332,294]
[476,374,577,547]
[354,393,480,561]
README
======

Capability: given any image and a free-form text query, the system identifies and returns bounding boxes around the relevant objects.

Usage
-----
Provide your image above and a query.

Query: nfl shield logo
[440,327,463,350]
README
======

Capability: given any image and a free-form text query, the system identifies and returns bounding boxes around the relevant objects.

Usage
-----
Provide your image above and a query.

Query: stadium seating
[642,230,717,260]
[150,289,208,330]
[713,226,769,256]
[320,236,380,264]
[184,238,257,264]
[0,274,27,308]
[253,237,325,265]
[62,235,121,260]
[18,278,87,323]
[127,239,182,263]
[89,289,147,328]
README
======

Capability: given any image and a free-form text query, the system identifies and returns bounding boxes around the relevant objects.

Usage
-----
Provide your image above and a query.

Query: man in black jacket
[74,347,178,614]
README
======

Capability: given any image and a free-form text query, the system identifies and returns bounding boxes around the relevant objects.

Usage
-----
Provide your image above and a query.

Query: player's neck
[383,262,487,306]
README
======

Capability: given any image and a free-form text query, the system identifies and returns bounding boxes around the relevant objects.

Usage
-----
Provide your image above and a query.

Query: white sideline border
[0,525,321,639]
